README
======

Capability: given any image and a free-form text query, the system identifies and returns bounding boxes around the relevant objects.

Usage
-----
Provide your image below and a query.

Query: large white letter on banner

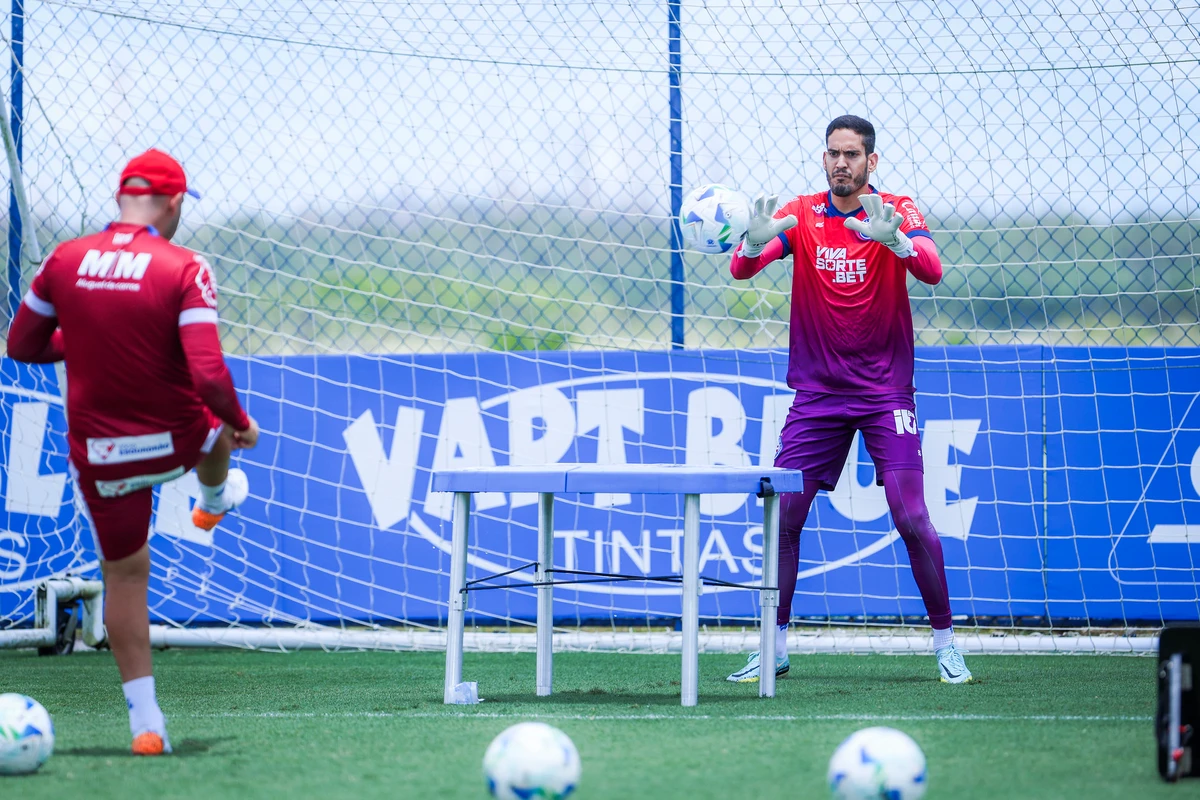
[758,394,792,468]
[344,407,426,529]
[685,387,750,517]
[827,432,890,523]
[425,397,505,520]
[0,532,28,580]
[576,389,644,508]
[922,419,980,540]
[5,402,67,516]
[508,387,575,508]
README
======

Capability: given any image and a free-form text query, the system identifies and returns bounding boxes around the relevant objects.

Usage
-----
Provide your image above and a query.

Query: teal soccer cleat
[936,643,974,684]
[726,651,790,683]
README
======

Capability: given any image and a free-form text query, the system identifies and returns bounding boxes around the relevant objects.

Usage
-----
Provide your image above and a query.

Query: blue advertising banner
[2,347,1199,626]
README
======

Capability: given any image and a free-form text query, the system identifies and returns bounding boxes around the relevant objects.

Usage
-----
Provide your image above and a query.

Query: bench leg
[444,491,471,704]
[536,491,555,696]
[681,492,701,707]
[760,492,780,699]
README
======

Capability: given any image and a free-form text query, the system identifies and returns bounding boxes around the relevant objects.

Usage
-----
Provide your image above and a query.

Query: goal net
[1,0,1197,652]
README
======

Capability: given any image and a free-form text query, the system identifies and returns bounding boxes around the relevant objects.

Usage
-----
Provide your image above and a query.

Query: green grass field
[0,648,1173,798]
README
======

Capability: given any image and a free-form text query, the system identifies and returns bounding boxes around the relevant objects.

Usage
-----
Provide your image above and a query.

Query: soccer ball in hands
[827,726,926,800]
[483,721,580,799]
[0,694,54,775]
[680,183,751,254]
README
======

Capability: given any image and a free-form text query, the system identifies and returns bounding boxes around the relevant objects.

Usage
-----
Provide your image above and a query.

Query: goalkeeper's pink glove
[739,193,798,258]
[844,193,915,258]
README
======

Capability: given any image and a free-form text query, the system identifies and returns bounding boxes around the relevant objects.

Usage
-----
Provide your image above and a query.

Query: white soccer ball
[0,694,54,776]
[827,726,926,800]
[483,721,580,799]
[680,183,751,254]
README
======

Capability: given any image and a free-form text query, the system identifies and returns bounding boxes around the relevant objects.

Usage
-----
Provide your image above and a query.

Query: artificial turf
[0,648,1172,798]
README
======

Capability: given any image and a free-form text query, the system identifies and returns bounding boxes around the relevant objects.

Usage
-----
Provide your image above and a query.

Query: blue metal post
[7,0,25,321]
[667,0,684,349]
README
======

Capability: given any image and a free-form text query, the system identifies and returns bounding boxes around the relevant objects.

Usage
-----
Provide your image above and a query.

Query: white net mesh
[2,0,1198,647]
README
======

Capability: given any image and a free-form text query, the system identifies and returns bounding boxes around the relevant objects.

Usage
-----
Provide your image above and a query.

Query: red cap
[117,148,200,199]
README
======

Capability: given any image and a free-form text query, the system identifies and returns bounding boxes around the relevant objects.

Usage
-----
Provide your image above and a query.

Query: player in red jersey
[725,116,973,684]
[7,149,260,754]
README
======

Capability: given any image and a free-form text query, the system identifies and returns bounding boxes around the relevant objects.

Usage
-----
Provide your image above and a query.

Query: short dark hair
[825,115,876,155]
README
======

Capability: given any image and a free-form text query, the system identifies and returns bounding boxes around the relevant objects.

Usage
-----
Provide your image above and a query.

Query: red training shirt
[730,187,940,395]
[7,222,249,467]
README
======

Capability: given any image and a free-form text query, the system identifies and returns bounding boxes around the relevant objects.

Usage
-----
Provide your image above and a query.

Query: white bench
[432,464,805,706]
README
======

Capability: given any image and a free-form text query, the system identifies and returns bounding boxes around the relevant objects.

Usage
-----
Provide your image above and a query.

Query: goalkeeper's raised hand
[843,193,914,258]
[740,193,797,258]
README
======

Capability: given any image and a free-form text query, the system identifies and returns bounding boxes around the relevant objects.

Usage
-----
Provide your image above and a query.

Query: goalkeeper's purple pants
[771,388,953,631]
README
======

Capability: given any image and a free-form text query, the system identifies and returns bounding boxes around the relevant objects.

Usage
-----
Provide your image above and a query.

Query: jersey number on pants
[892,409,917,435]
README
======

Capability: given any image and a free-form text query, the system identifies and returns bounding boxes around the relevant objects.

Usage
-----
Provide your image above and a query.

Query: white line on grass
[173,711,1152,723]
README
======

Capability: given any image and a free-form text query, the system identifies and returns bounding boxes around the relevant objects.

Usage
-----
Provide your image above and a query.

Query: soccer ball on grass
[0,694,54,776]
[827,726,926,800]
[680,183,751,254]
[483,721,580,799]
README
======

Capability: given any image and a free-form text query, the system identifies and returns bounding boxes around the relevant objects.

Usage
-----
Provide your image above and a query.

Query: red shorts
[71,410,223,561]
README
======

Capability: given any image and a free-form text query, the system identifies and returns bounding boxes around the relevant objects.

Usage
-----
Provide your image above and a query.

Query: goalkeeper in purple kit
[726,115,973,685]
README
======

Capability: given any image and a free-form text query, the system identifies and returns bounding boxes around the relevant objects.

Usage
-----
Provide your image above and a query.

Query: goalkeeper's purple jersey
[776,188,932,395]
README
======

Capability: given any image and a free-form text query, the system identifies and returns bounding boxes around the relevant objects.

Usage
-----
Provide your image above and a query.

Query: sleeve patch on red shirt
[193,256,219,308]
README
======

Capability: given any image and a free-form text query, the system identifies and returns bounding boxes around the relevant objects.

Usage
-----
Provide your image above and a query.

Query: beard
[828,166,868,197]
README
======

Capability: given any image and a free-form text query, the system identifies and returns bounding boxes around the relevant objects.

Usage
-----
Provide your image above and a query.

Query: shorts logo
[94,466,185,498]
[892,409,917,435]
[87,432,174,465]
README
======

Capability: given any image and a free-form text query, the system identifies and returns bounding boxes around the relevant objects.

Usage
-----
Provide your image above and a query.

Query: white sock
[776,624,788,659]
[198,479,227,514]
[932,626,955,651]
[123,676,165,736]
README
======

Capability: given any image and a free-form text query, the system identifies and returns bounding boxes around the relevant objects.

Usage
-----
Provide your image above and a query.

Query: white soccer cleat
[936,643,974,684]
[191,467,250,531]
[726,651,790,683]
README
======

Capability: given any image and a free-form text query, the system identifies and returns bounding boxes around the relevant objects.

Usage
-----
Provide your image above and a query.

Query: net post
[681,492,700,706]
[759,487,780,698]
[536,491,555,696]
[6,0,26,321]
[34,579,57,638]
[666,0,685,349]
[443,491,471,704]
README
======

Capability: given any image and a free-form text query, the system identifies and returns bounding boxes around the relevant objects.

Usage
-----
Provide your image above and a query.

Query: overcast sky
[4,0,1196,236]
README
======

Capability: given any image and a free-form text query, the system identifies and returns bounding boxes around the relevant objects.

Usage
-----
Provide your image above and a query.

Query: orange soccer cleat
[190,506,226,531]
[190,468,250,531]
[131,731,168,756]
